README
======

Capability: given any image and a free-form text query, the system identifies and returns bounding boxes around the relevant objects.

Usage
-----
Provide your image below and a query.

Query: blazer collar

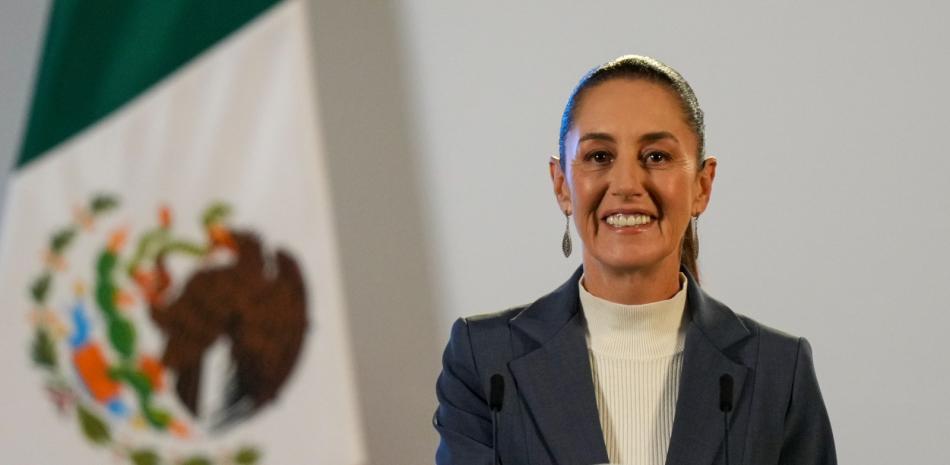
[508,265,752,465]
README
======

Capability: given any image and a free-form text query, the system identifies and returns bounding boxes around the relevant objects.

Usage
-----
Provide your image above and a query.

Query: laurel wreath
[27,194,262,465]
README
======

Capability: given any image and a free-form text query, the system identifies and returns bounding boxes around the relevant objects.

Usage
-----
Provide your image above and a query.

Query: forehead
[571,78,692,137]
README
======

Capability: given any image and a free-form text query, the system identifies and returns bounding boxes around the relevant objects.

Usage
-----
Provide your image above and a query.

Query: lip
[600,208,658,234]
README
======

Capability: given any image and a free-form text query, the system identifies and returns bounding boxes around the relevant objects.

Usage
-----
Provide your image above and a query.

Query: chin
[588,252,668,275]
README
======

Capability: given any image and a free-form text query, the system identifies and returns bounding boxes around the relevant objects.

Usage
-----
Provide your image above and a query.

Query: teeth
[606,213,653,227]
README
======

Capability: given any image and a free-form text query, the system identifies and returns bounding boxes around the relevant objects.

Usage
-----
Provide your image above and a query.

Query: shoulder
[691,282,810,369]
[445,304,526,339]
[736,312,803,351]
[437,306,528,392]
[462,305,526,328]
[447,305,526,351]
[690,286,807,361]
[728,309,816,385]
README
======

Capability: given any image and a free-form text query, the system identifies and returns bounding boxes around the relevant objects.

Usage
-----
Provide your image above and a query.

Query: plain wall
[0,0,47,221]
[395,1,950,464]
[2,1,949,464]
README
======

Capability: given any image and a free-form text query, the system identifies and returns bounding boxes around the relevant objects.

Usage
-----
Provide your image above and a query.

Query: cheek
[570,174,606,213]
[653,174,694,215]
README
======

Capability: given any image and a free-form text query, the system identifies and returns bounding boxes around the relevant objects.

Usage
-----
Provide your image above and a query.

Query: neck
[581,255,682,305]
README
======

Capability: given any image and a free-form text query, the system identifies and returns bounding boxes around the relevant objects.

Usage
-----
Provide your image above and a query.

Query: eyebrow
[578,131,679,145]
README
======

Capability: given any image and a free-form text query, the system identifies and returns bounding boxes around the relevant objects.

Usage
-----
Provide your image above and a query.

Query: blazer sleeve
[778,337,838,465]
[434,318,493,465]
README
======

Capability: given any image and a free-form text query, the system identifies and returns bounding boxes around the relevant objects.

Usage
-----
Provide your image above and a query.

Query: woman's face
[551,78,716,278]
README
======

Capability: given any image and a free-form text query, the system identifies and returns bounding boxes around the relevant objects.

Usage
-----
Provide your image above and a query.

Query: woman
[434,55,836,465]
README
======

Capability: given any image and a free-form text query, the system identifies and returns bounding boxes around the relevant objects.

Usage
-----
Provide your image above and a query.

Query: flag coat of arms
[0,1,366,463]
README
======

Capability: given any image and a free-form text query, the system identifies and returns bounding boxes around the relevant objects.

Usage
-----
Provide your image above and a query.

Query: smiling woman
[434,56,837,465]
[553,77,714,305]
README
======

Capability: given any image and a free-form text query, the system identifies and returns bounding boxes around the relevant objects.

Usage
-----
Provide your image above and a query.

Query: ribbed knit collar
[579,273,688,359]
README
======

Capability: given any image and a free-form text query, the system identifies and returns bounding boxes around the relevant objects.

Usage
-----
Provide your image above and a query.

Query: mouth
[602,210,657,232]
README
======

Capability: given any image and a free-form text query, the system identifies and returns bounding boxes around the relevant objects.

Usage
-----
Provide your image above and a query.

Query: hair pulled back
[557,55,706,281]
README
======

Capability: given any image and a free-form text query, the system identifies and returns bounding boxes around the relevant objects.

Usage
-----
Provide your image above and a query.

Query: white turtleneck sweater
[578,273,688,465]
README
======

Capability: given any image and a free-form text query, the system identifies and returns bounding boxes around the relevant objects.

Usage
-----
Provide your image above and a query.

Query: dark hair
[557,55,706,281]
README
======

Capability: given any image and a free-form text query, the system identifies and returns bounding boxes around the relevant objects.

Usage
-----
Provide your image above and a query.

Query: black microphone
[490,374,505,412]
[489,374,505,465]
[719,374,734,465]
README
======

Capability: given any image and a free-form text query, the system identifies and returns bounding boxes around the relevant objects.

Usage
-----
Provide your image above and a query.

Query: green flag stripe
[17,0,281,168]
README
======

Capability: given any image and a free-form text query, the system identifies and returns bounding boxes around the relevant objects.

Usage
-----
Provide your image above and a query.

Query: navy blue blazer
[434,266,836,465]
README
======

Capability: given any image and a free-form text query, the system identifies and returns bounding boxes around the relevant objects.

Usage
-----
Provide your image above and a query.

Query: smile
[604,213,654,228]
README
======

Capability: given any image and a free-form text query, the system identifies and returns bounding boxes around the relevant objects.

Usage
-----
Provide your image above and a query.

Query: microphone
[489,374,505,465]
[719,374,734,465]
[490,374,505,412]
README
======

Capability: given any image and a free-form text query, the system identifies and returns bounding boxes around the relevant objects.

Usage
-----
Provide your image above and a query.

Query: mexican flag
[0,1,366,464]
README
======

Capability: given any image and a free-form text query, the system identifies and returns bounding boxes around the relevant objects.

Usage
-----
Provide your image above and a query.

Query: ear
[692,155,718,216]
[549,157,573,214]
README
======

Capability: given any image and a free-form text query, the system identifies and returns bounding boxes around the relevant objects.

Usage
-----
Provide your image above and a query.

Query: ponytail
[681,219,700,284]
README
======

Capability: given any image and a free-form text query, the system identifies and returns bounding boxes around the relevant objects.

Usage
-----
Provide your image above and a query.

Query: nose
[608,153,647,199]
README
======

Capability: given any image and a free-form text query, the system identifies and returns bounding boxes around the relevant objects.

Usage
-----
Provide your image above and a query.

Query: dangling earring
[562,211,572,258]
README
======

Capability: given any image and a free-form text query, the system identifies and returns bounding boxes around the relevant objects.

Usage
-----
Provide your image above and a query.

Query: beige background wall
[3,1,949,463]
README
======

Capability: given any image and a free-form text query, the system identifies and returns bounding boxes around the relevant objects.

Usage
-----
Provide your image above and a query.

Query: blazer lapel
[508,267,609,465]
[506,266,753,465]
[665,268,752,465]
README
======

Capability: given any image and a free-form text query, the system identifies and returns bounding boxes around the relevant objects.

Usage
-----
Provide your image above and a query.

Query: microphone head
[489,374,505,412]
[719,374,734,412]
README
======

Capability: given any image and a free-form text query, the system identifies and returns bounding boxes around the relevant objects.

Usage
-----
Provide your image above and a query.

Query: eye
[585,150,613,165]
[642,150,670,165]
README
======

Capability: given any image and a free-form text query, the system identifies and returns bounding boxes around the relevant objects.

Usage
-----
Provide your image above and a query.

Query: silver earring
[562,212,572,258]
[692,215,699,241]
